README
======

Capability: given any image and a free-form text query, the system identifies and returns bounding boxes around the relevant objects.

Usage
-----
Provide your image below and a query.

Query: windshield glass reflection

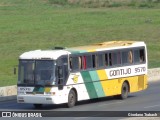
[18,60,56,85]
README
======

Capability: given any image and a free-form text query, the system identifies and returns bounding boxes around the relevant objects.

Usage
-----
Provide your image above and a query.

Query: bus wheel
[67,90,76,108]
[33,104,42,109]
[120,82,129,99]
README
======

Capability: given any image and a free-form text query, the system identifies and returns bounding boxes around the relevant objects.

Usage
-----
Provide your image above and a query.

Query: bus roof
[19,41,145,59]
[19,50,70,60]
[67,41,145,53]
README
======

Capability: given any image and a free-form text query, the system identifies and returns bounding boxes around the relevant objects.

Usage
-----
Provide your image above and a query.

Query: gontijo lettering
[110,68,131,77]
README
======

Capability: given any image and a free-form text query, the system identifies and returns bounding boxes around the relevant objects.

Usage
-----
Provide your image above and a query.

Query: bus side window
[112,52,118,65]
[69,57,72,70]
[134,48,145,64]
[105,53,108,66]
[69,56,79,71]
[140,49,145,63]
[97,54,105,68]
[109,52,120,66]
[62,57,69,84]
[57,66,63,84]
[86,55,92,69]
[128,50,133,64]
[122,50,133,65]
[122,51,128,64]
[109,52,117,66]
[92,54,97,68]
[134,50,140,63]
[117,51,121,65]
[78,56,82,70]
[83,56,86,69]
[109,53,112,66]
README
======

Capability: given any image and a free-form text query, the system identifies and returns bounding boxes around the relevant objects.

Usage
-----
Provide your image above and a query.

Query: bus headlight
[46,98,52,100]
[17,97,24,103]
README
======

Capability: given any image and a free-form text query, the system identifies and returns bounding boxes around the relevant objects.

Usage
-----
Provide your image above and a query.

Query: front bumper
[17,94,67,104]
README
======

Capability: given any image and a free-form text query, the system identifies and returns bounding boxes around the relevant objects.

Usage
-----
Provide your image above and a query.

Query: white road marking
[144,104,160,109]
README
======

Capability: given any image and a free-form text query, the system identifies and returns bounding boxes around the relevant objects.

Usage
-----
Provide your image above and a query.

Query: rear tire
[33,104,42,109]
[120,82,129,99]
[67,90,76,108]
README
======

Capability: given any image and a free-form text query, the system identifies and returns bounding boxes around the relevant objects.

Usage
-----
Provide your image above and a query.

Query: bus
[17,41,148,108]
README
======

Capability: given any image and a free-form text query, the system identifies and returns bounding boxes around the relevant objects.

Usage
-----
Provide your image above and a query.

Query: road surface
[0,80,160,119]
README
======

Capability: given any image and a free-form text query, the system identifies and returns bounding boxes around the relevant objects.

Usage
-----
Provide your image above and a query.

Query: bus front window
[18,60,56,85]
[35,60,56,85]
[18,60,35,84]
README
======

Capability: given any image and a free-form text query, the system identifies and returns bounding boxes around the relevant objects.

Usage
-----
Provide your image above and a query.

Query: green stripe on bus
[81,71,98,99]
[66,49,87,54]
[89,71,99,82]
[79,50,87,53]
[33,87,44,93]
[89,71,105,97]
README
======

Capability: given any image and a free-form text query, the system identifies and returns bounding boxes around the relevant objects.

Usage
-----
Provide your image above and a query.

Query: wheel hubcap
[70,94,74,104]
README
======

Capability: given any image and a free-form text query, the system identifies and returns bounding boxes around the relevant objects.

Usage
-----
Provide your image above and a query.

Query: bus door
[57,56,69,90]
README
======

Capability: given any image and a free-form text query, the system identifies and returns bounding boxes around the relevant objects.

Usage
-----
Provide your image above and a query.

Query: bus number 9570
[135,67,146,73]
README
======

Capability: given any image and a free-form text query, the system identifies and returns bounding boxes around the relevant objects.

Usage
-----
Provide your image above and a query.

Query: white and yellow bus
[17,41,148,108]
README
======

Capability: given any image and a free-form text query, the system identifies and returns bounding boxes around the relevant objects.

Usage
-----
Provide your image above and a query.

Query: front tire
[120,82,129,99]
[67,90,76,108]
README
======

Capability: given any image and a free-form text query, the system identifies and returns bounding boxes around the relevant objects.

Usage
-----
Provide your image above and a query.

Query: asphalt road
[0,80,160,119]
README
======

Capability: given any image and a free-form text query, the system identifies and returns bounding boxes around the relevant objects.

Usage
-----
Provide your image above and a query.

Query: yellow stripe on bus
[87,49,96,52]
[96,70,148,97]
[45,87,51,93]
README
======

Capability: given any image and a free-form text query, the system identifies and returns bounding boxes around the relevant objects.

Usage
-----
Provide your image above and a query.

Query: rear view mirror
[13,66,18,75]
[14,67,16,75]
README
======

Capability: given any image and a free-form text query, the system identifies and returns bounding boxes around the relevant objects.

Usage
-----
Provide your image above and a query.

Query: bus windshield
[18,60,56,85]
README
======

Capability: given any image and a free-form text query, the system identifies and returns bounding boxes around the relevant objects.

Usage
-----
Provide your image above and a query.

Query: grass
[48,0,160,8]
[0,0,160,86]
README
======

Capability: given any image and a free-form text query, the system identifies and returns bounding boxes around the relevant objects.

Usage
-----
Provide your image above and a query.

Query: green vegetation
[0,0,160,86]
[49,0,160,8]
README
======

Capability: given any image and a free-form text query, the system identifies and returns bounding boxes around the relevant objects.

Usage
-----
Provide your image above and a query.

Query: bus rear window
[134,49,145,63]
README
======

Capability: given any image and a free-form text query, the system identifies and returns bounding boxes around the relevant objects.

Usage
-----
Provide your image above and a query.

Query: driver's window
[57,66,63,84]
[57,56,69,85]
